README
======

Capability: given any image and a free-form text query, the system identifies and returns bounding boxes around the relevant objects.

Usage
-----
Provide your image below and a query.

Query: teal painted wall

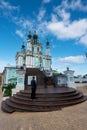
[18,77,23,83]
[7,69,17,84]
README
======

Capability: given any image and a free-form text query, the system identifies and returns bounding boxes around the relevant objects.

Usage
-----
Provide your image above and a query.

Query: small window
[32,47,34,52]
[37,47,39,52]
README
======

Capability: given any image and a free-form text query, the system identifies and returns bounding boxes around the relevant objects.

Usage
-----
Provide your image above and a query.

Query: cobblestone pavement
[0,86,87,130]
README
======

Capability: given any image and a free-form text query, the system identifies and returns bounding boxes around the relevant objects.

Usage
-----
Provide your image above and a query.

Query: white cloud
[79,34,87,46]
[58,0,87,12]
[68,0,87,12]
[52,55,86,74]
[22,20,33,29]
[0,0,19,11]
[58,55,85,64]
[51,14,58,22]
[43,0,50,4]
[36,21,49,37]
[13,17,33,29]
[54,7,70,22]
[46,0,87,46]
[16,30,24,38]
[52,56,87,75]
[14,18,34,39]
[37,9,46,21]
[47,19,87,40]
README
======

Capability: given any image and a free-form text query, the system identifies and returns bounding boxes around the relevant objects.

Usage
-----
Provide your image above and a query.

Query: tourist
[31,76,37,99]
[44,76,48,88]
[52,76,57,87]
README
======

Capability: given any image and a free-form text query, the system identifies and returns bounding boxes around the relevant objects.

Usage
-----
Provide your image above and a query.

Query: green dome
[46,39,49,46]
[21,42,25,49]
[28,31,32,39]
[33,31,38,40]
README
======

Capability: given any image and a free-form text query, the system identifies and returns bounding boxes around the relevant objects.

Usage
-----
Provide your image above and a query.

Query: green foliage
[53,72,65,76]
[74,76,78,78]
[2,83,16,97]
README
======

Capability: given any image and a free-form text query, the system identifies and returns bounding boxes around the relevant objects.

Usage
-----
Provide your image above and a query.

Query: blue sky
[0,0,87,75]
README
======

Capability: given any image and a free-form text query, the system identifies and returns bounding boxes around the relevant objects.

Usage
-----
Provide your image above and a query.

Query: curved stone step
[16,90,79,98]
[5,99,61,112]
[7,95,86,107]
[4,96,86,113]
[1,87,87,113]
[1,101,15,113]
[20,88,76,94]
[12,92,83,102]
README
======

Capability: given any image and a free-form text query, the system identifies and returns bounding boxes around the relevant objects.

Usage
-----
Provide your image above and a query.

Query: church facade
[16,31,51,70]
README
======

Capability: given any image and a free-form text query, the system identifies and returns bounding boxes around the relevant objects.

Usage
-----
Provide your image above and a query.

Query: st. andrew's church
[16,31,51,70]
[2,31,53,94]
[2,31,77,95]
[1,31,87,113]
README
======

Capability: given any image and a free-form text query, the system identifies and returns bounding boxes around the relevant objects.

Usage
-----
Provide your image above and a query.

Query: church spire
[28,31,32,40]
[21,42,25,52]
[46,38,50,47]
[33,30,38,43]
[46,38,50,56]
[21,42,25,48]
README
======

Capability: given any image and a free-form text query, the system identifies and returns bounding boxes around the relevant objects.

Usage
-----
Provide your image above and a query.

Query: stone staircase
[1,87,87,113]
[25,68,54,89]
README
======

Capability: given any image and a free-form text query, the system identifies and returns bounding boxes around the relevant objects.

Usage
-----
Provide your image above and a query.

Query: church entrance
[24,68,45,89]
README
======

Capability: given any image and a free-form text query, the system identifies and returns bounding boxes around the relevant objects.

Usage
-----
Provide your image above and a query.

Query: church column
[27,31,32,53]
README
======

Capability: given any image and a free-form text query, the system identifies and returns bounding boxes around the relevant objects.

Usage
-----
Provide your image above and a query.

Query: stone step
[20,88,76,95]
[1,87,87,113]
[5,99,61,112]
[10,94,84,106]
[1,101,15,113]
[4,96,86,113]
[16,91,79,98]
[13,92,83,102]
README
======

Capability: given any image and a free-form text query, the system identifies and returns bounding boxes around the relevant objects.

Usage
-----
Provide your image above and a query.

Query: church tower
[27,31,32,54]
[45,39,51,70]
[46,39,50,56]
[16,42,26,68]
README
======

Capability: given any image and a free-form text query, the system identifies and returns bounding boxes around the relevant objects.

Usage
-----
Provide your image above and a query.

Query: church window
[37,47,39,52]
[32,47,34,53]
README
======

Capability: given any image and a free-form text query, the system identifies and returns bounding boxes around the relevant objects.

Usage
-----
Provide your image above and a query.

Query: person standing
[31,76,37,99]
[44,76,48,88]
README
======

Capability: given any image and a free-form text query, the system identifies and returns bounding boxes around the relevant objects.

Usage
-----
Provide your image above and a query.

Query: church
[2,31,87,113]
[2,31,52,94]
[2,31,78,95]
[16,31,51,70]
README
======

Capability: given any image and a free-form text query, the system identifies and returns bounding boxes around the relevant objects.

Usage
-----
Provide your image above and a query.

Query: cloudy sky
[0,0,87,75]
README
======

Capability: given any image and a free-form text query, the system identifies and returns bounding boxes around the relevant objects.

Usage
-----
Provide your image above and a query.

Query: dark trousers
[44,82,47,88]
[31,87,36,99]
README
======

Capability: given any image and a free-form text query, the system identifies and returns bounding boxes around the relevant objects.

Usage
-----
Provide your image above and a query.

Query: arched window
[37,47,39,52]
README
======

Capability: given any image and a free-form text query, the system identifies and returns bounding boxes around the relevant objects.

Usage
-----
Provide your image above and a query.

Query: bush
[2,83,16,97]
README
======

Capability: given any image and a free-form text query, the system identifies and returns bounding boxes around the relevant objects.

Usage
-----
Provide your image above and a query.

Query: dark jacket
[31,79,36,88]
